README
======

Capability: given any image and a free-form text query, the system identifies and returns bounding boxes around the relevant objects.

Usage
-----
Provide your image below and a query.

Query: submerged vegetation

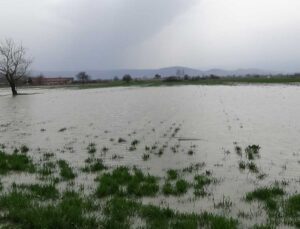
[96,167,159,197]
[0,150,35,174]
[58,160,76,180]
[0,136,298,228]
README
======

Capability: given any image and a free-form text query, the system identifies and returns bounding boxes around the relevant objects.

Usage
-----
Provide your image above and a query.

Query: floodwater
[0,85,299,227]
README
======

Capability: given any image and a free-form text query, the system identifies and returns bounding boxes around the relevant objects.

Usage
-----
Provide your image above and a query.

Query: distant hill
[32,67,279,79]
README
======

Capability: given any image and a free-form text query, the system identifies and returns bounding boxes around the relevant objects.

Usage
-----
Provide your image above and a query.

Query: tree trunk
[9,82,18,95]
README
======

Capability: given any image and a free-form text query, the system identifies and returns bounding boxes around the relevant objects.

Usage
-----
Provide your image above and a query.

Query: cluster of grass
[245,186,284,211]
[87,142,96,154]
[234,146,242,156]
[246,188,300,227]
[162,179,189,196]
[0,190,97,228]
[11,183,59,200]
[82,158,106,173]
[245,145,260,160]
[142,153,150,161]
[103,197,238,229]
[182,162,206,173]
[194,174,213,197]
[0,151,35,174]
[58,160,76,180]
[96,167,159,197]
[42,152,55,160]
[37,161,56,177]
[284,194,300,227]
[129,139,139,151]
[237,144,261,174]
[214,196,233,211]
[167,169,178,180]
[162,169,189,196]
[20,145,29,153]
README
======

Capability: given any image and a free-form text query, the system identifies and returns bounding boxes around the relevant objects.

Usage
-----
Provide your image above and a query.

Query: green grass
[95,167,159,197]
[20,145,29,153]
[82,158,106,172]
[245,145,260,160]
[0,151,35,174]
[245,186,284,211]
[176,179,189,194]
[102,197,238,229]
[0,190,97,229]
[131,139,139,146]
[142,153,150,161]
[162,179,189,196]
[247,162,259,173]
[239,161,246,170]
[167,169,178,180]
[58,160,76,180]
[38,162,56,176]
[235,146,242,156]
[12,183,59,200]
[246,187,284,201]
[284,194,300,227]
[86,142,96,154]
[194,174,213,197]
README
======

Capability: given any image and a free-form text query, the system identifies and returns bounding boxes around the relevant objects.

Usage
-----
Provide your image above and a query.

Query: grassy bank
[2,76,300,92]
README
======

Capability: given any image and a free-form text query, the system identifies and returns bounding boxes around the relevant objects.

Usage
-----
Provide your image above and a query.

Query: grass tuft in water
[235,146,242,156]
[58,160,76,180]
[162,179,189,196]
[87,143,96,154]
[239,161,246,170]
[12,183,59,200]
[194,174,212,197]
[142,154,150,161]
[20,145,29,153]
[245,186,284,211]
[95,167,159,198]
[167,169,178,180]
[284,194,300,227]
[38,162,56,177]
[131,139,139,146]
[102,197,238,229]
[82,158,106,172]
[0,190,97,228]
[0,151,35,174]
[245,145,260,160]
[247,162,259,173]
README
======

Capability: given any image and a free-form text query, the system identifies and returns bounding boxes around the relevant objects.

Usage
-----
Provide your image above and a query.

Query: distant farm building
[30,77,73,85]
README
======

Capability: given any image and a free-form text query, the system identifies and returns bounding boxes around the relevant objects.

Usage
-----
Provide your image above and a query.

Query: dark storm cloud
[1,0,300,72]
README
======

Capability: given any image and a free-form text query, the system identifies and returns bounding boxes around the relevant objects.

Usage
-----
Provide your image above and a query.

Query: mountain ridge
[32,66,281,79]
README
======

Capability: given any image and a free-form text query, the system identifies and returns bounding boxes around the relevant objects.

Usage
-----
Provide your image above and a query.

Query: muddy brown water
[0,85,299,227]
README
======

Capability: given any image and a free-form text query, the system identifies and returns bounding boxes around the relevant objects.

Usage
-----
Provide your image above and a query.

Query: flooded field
[0,85,299,228]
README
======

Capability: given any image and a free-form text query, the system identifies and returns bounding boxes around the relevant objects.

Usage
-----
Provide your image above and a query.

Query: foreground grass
[0,188,238,229]
[103,197,238,229]
[96,167,159,197]
[58,160,76,180]
[245,186,284,211]
[0,190,97,229]
[0,151,35,174]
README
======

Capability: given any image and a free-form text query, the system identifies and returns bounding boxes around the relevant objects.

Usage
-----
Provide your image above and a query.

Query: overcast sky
[1,0,300,72]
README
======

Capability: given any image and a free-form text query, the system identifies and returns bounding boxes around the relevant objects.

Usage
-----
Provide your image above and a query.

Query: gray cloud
[1,0,300,72]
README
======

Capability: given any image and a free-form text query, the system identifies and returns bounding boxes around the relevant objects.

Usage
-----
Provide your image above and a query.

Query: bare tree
[0,39,32,95]
[76,71,90,83]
